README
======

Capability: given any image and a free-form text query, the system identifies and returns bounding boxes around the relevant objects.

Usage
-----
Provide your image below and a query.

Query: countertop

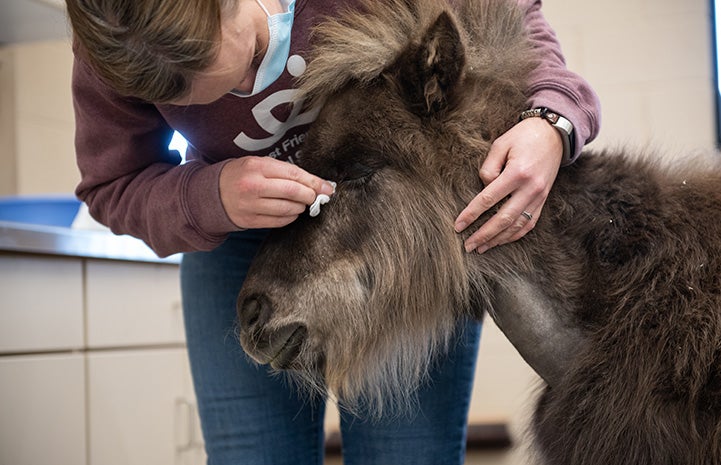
[0,221,181,264]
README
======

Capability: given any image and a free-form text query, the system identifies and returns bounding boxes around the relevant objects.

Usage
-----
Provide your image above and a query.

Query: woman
[66,0,601,463]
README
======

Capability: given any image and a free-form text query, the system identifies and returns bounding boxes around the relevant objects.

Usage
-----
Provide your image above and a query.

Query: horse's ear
[392,11,466,116]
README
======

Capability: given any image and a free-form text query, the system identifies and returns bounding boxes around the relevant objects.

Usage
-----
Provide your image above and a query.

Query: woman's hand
[454,117,563,253]
[220,156,335,229]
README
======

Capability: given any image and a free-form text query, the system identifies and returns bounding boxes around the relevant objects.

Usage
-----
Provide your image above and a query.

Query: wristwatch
[520,107,575,165]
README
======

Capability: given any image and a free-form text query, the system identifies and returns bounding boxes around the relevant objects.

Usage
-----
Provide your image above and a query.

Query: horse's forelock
[318,178,468,417]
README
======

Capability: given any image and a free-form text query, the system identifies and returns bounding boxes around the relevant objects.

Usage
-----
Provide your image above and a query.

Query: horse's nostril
[238,294,273,331]
[242,298,260,327]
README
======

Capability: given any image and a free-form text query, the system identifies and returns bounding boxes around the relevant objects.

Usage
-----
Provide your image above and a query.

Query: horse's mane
[298,0,533,108]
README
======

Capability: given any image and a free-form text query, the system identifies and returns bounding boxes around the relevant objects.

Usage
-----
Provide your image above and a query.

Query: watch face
[545,112,560,124]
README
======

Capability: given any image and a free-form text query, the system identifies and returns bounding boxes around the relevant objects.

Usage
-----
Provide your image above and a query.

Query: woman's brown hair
[66,0,236,102]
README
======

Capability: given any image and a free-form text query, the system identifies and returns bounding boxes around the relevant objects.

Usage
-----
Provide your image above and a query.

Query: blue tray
[0,195,82,227]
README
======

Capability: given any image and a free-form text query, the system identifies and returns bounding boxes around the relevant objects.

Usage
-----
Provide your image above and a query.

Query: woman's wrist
[520,107,575,165]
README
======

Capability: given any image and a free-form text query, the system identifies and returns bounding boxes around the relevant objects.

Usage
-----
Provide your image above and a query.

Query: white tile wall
[543,0,715,153]
[0,47,18,195]
[1,39,76,195]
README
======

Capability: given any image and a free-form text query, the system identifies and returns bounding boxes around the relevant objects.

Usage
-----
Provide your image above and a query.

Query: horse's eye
[342,161,375,182]
[331,140,388,187]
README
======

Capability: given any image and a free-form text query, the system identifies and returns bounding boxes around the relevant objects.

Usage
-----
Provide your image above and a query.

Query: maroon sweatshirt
[72,0,601,257]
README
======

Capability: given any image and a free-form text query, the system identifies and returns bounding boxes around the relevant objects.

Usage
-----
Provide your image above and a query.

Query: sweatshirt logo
[233,55,320,158]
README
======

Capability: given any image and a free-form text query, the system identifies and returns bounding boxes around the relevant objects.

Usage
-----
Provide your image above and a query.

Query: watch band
[520,107,575,165]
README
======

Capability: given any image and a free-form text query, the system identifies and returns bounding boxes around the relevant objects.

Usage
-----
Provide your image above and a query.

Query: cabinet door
[87,348,205,465]
[0,354,86,465]
[0,255,84,353]
[85,260,184,348]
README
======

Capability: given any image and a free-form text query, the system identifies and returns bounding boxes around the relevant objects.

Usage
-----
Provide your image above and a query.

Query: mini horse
[237,1,721,463]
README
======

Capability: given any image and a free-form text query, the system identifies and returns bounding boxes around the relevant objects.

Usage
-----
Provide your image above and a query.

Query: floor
[325,447,527,464]
[324,449,530,465]
[463,450,519,465]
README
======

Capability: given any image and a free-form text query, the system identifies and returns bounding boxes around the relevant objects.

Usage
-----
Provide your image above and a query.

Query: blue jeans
[181,230,481,465]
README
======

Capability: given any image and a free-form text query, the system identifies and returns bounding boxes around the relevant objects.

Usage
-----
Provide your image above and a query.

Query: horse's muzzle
[237,294,307,370]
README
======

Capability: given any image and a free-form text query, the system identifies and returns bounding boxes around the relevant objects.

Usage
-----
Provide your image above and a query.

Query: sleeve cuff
[182,159,241,244]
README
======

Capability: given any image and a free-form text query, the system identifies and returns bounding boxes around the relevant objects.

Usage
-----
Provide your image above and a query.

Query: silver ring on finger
[521,210,533,221]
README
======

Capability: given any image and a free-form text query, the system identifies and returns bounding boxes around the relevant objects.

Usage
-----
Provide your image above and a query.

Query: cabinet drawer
[0,354,87,465]
[0,254,84,353]
[86,260,183,347]
[87,348,204,465]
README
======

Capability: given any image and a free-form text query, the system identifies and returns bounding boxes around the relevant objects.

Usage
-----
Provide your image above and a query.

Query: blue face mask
[230,0,295,98]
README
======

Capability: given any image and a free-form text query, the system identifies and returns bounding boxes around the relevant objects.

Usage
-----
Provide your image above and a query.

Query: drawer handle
[174,398,203,452]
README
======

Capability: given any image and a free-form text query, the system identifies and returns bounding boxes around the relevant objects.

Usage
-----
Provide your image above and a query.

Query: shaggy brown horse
[236,0,721,463]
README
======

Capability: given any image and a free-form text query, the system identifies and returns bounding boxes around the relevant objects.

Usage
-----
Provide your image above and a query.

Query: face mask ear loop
[255,0,271,17]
